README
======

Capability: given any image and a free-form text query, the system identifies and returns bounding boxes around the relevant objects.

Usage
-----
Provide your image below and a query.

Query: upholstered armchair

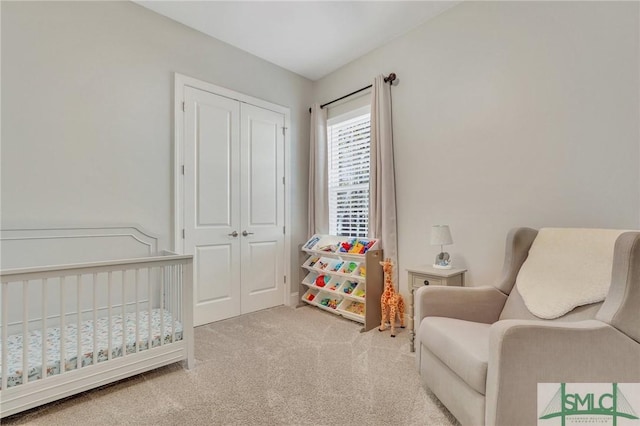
[414,228,640,426]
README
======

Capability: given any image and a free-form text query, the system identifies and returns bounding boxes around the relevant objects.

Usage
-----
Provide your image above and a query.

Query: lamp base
[434,252,451,269]
[433,263,452,270]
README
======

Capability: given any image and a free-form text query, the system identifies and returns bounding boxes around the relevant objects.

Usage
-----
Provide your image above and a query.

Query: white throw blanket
[516,228,625,319]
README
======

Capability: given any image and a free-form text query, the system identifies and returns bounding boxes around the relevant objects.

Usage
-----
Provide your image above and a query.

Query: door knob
[242,230,254,237]
[228,231,238,237]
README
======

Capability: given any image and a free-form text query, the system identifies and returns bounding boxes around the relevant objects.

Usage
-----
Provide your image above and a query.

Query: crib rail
[0,251,190,279]
[0,252,193,393]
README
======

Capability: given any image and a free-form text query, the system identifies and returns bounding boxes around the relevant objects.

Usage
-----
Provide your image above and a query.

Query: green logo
[539,383,639,426]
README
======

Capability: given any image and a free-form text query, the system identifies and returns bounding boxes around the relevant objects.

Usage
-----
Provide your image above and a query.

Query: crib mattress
[0,309,183,389]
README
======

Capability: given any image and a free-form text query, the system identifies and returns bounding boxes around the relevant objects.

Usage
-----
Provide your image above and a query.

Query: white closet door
[184,86,241,326]
[239,103,285,314]
[183,85,286,325]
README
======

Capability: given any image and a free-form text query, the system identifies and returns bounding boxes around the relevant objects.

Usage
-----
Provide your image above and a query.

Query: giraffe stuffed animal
[379,258,405,337]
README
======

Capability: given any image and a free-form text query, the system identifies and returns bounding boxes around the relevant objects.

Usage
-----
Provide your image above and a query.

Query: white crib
[0,226,194,418]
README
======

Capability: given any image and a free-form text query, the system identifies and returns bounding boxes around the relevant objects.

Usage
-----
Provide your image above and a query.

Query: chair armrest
[597,231,640,343]
[485,319,640,426]
[414,285,508,325]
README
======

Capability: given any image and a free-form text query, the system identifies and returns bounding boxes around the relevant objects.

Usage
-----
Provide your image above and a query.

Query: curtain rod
[308,73,396,114]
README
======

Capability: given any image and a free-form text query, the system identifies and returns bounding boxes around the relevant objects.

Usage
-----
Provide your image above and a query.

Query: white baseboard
[289,292,299,306]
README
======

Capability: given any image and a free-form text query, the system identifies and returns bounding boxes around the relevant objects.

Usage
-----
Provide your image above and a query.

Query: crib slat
[179,264,183,336]
[176,265,181,340]
[172,265,177,343]
[2,281,9,390]
[42,278,48,379]
[169,265,176,343]
[169,266,174,343]
[147,268,152,351]
[22,280,29,385]
[180,264,184,338]
[176,265,179,341]
[167,266,171,343]
[167,266,172,343]
[160,267,165,346]
[77,274,82,370]
[107,271,112,361]
[60,276,66,374]
[122,270,126,357]
[135,269,140,354]
[178,265,182,340]
[93,273,98,365]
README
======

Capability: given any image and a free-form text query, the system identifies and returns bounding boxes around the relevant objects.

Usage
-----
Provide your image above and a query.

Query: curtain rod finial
[385,73,397,84]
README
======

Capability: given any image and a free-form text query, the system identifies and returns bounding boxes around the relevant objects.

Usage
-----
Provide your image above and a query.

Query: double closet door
[183,86,285,326]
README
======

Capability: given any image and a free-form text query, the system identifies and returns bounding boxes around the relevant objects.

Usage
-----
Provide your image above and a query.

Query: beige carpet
[3,305,459,425]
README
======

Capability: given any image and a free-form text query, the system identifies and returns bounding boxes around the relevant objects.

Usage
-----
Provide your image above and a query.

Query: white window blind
[327,110,371,238]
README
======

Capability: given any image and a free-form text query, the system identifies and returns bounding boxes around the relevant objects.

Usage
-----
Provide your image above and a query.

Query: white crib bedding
[0,309,183,389]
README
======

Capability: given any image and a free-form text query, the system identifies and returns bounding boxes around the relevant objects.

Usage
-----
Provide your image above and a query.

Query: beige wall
[313,1,640,294]
[1,1,313,292]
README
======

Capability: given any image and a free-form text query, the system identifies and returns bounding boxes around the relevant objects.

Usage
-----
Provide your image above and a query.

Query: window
[327,107,371,238]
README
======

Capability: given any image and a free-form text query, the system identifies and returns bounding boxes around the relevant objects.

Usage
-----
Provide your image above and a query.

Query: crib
[0,226,194,418]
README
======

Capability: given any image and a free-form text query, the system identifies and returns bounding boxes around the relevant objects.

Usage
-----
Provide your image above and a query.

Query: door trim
[173,72,292,308]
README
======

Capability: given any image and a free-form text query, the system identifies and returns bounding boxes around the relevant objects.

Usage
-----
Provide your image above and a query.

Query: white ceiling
[134,1,460,81]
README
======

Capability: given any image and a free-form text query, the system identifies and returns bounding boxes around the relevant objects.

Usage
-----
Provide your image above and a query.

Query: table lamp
[431,225,453,269]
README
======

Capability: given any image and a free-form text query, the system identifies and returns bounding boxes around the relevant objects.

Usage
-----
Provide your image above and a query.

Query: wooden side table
[406,265,467,352]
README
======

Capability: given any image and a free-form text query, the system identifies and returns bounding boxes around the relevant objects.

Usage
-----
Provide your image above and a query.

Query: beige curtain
[369,75,398,280]
[308,103,329,237]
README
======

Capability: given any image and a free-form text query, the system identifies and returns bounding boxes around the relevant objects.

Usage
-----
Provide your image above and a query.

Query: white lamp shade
[431,225,453,246]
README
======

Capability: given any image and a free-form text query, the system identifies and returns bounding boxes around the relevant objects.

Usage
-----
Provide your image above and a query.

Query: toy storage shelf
[299,234,382,332]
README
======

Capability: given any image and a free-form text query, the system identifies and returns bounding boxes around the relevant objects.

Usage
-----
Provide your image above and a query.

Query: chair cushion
[517,228,624,319]
[418,317,490,395]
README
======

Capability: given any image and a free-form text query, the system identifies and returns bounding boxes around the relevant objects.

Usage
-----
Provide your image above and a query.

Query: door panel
[184,86,241,325]
[240,103,285,314]
[196,103,233,227]
[245,241,278,294]
[193,244,239,325]
[248,119,278,225]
